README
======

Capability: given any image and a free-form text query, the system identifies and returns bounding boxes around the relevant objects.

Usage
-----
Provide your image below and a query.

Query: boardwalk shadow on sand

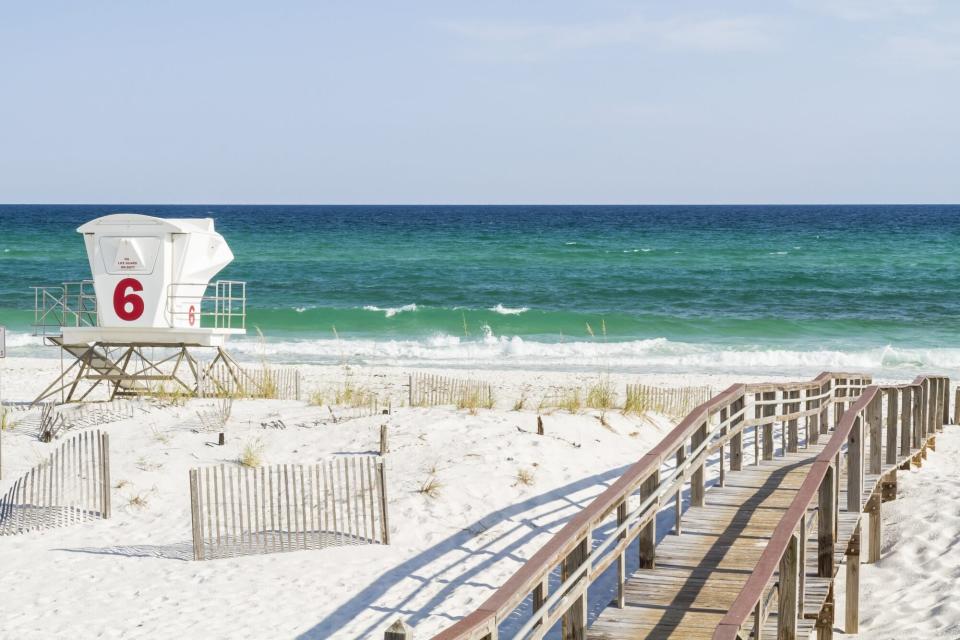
[299,430,749,639]
[297,464,636,639]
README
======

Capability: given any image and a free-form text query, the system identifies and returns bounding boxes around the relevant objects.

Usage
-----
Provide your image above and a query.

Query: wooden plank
[377,459,390,544]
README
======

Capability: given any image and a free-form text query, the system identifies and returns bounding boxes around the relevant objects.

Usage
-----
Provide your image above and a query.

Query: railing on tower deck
[712,374,950,640]
[430,371,873,640]
[165,280,247,330]
[32,281,98,336]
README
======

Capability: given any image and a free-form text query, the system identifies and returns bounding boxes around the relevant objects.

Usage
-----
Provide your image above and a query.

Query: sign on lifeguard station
[33,213,251,404]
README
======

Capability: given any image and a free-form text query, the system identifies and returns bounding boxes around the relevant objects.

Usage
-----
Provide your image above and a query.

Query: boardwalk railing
[188,456,389,561]
[430,372,871,640]
[625,383,713,417]
[409,373,493,409]
[713,374,950,640]
[0,429,111,535]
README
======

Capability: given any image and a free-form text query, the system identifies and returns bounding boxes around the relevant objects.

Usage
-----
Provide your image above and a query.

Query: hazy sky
[1,1,958,204]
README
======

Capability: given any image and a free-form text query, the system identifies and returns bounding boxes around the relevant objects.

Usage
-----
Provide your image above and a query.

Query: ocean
[1,204,958,377]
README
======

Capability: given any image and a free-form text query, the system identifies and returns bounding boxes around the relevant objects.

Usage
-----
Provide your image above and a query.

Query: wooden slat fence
[327,396,387,423]
[188,455,389,561]
[0,429,111,535]
[199,363,301,400]
[63,400,136,429]
[624,383,713,417]
[409,373,493,409]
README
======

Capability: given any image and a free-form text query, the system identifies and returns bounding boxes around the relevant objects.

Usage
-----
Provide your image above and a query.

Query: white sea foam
[3,332,43,348]
[5,328,958,379]
[489,304,529,315]
[221,332,960,378]
[362,303,418,318]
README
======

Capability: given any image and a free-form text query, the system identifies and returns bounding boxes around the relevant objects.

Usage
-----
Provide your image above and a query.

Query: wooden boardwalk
[431,375,951,640]
[590,427,924,640]
[588,445,827,639]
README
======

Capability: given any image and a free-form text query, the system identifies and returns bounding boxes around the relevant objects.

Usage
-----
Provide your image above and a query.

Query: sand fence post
[379,424,389,455]
[384,619,413,639]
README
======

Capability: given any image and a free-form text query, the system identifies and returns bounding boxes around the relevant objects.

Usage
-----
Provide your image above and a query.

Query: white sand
[0,356,944,639]
[0,357,747,639]
[848,426,960,640]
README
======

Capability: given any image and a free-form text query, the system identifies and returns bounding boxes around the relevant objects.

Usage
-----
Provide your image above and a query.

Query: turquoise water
[1,205,958,376]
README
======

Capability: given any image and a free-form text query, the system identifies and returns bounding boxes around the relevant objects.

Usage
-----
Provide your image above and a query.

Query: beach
[0,354,949,639]
[2,205,959,638]
[0,356,740,639]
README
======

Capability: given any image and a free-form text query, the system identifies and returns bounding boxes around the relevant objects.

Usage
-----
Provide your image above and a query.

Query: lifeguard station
[32,213,251,403]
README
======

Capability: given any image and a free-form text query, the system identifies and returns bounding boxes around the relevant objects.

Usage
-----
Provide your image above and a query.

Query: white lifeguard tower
[32,213,251,403]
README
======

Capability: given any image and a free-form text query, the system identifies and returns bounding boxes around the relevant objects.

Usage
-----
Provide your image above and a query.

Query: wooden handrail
[713,374,950,640]
[430,371,873,640]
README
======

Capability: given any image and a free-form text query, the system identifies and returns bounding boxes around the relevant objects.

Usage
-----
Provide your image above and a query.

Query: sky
[1,1,958,205]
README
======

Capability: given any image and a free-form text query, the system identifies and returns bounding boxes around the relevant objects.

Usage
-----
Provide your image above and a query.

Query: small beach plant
[558,388,582,413]
[418,474,442,499]
[586,375,616,410]
[238,438,265,467]
[514,467,535,486]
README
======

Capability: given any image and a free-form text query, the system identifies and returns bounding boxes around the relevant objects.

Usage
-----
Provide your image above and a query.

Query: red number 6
[188,304,196,326]
[113,278,145,321]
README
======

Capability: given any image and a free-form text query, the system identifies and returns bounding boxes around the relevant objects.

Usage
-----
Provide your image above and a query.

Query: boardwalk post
[532,574,549,629]
[675,446,685,534]
[820,381,830,434]
[753,392,761,465]
[916,382,925,447]
[753,600,764,640]
[834,378,846,430]
[817,584,835,640]
[690,421,708,507]
[762,391,775,460]
[807,387,820,445]
[900,386,913,463]
[867,394,881,474]
[937,377,944,439]
[818,464,835,577]
[867,493,881,563]
[920,381,929,452]
[778,533,799,639]
[885,389,898,466]
[847,415,862,512]
[940,378,948,426]
[787,390,799,453]
[561,533,589,640]
[639,470,658,569]
[798,512,807,610]
[616,501,627,607]
[731,396,744,471]
[845,524,861,633]
[941,378,950,426]
[955,386,960,425]
[719,407,728,487]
